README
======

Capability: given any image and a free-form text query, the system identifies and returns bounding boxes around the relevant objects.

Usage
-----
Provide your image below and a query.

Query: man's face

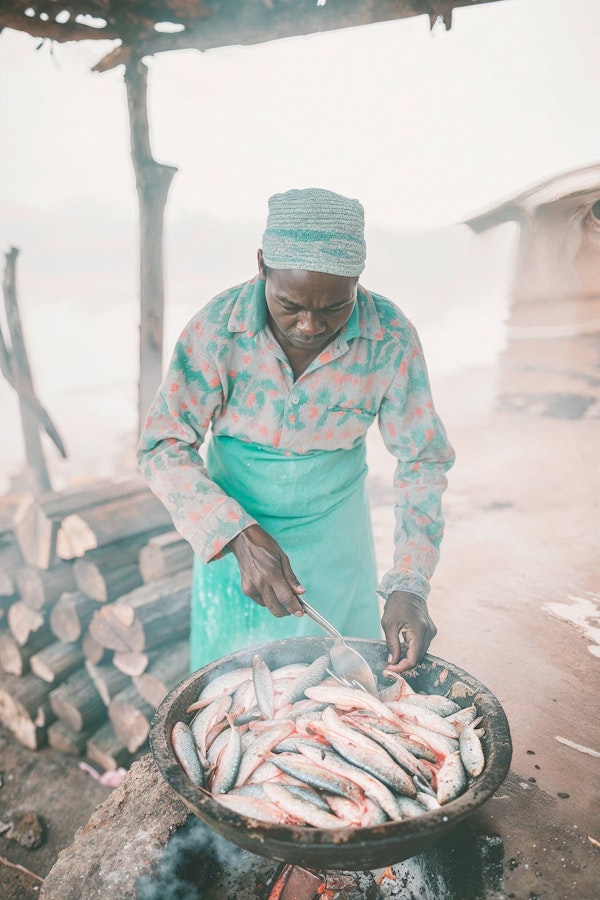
[258,249,357,353]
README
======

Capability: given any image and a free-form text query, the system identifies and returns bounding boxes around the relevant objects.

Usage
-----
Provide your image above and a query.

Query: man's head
[261,187,366,278]
[258,188,365,352]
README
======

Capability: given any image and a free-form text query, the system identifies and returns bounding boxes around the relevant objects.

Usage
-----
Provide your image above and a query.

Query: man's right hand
[227,524,305,618]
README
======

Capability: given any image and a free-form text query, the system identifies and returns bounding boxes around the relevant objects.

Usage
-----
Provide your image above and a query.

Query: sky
[2,0,599,234]
[0,0,599,489]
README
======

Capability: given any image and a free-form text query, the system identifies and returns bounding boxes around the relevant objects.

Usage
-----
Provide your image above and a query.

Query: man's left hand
[381,591,437,673]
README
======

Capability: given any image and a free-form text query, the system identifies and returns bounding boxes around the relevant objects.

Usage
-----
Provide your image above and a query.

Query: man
[138,188,454,672]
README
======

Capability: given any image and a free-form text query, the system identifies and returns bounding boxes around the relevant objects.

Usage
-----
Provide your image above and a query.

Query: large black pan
[150,637,512,871]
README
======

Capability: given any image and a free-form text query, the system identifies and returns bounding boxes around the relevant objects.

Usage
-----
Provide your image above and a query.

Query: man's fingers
[381,591,437,672]
[280,558,306,613]
[262,583,303,618]
[387,630,421,673]
[382,622,403,666]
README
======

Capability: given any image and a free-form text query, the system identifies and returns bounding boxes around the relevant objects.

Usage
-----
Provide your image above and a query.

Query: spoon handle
[297,598,343,643]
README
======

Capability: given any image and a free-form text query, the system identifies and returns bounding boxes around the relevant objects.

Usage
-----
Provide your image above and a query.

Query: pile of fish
[170,654,486,830]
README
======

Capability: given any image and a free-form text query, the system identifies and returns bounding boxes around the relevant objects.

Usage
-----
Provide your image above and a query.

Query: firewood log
[73,559,143,603]
[7,599,51,646]
[0,529,22,597]
[139,530,193,583]
[0,578,15,603]
[0,670,55,749]
[86,720,132,772]
[0,596,14,627]
[49,668,107,733]
[56,491,173,561]
[112,649,152,677]
[132,640,189,707]
[0,629,25,675]
[12,476,147,569]
[29,641,85,684]
[82,630,109,666]
[48,719,96,756]
[16,561,76,611]
[79,531,162,570]
[0,495,22,531]
[85,661,130,707]
[88,569,191,653]
[72,532,159,602]
[49,590,99,644]
[108,684,155,753]
[0,625,54,676]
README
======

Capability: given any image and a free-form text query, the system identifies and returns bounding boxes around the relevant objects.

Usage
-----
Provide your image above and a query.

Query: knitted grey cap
[262,188,366,276]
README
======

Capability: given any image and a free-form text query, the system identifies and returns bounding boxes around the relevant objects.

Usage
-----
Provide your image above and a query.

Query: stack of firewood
[0,476,194,771]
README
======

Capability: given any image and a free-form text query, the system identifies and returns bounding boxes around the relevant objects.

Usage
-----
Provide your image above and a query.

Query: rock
[40,753,189,899]
[1,811,45,848]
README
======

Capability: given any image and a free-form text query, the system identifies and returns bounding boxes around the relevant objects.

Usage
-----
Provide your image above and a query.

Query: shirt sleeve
[376,326,455,602]
[136,322,257,562]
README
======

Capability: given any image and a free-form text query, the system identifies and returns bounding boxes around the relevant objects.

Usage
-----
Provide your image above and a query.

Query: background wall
[0,0,598,490]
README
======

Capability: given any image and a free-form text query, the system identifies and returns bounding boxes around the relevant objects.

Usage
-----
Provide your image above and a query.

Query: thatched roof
[0,1,506,70]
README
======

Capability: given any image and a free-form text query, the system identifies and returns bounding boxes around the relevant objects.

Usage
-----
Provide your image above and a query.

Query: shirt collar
[345,286,383,341]
[227,276,267,336]
[227,277,383,341]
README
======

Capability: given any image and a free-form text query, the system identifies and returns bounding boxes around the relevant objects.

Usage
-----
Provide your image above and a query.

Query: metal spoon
[297,598,379,696]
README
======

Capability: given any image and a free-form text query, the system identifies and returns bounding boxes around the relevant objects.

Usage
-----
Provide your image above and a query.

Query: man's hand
[228,524,305,618]
[381,591,437,673]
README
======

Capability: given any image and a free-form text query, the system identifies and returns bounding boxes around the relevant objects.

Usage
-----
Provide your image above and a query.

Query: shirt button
[291,394,300,404]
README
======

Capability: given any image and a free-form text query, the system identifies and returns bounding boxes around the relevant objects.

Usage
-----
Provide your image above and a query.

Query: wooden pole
[3,247,51,492]
[124,57,177,434]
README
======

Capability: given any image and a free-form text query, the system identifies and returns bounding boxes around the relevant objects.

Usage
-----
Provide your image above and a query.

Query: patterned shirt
[137,276,455,601]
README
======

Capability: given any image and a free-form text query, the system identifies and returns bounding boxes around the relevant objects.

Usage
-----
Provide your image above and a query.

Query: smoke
[135,816,275,900]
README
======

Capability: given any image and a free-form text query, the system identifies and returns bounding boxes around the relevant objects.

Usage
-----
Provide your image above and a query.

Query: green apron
[190,435,380,671]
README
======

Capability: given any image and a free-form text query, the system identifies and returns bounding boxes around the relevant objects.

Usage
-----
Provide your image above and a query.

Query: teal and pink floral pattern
[137,276,455,600]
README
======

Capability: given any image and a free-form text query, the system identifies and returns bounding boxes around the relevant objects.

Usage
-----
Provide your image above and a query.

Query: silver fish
[323,730,417,798]
[196,667,252,703]
[271,663,310,680]
[246,761,283,784]
[277,655,330,708]
[284,783,333,812]
[298,743,403,821]
[275,700,328,722]
[446,705,479,731]
[215,792,301,825]
[459,718,485,776]
[359,797,389,826]
[190,695,232,759]
[404,723,460,760]
[210,718,242,794]
[171,721,206,788]
[415,790,442,811]
[270,751,362,801]
[386,700,459,739]
[273,736,326,754]
[207,726,233,765]
[395,795,434,818]
[253,654,275,720]
[234,721,295,787]
[344,714,433,780]
[403,693,461,717]
[436,751,468,804]
[305,684,399,724]
[263,782,349,829]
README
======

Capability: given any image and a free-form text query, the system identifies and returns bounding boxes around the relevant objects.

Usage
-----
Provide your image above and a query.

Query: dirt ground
[0,311,599,897]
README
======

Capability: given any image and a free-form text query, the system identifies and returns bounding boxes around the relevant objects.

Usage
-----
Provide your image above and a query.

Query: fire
[376,865,396,885]
[316,885,337,899]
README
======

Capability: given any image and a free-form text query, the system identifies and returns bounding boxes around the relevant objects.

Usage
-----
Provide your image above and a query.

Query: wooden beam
[124,57,177,434]
[3,248,51,492]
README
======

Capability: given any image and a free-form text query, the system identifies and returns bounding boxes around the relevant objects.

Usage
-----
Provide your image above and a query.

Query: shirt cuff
[376,571,431,603]
[187,498,257,563]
